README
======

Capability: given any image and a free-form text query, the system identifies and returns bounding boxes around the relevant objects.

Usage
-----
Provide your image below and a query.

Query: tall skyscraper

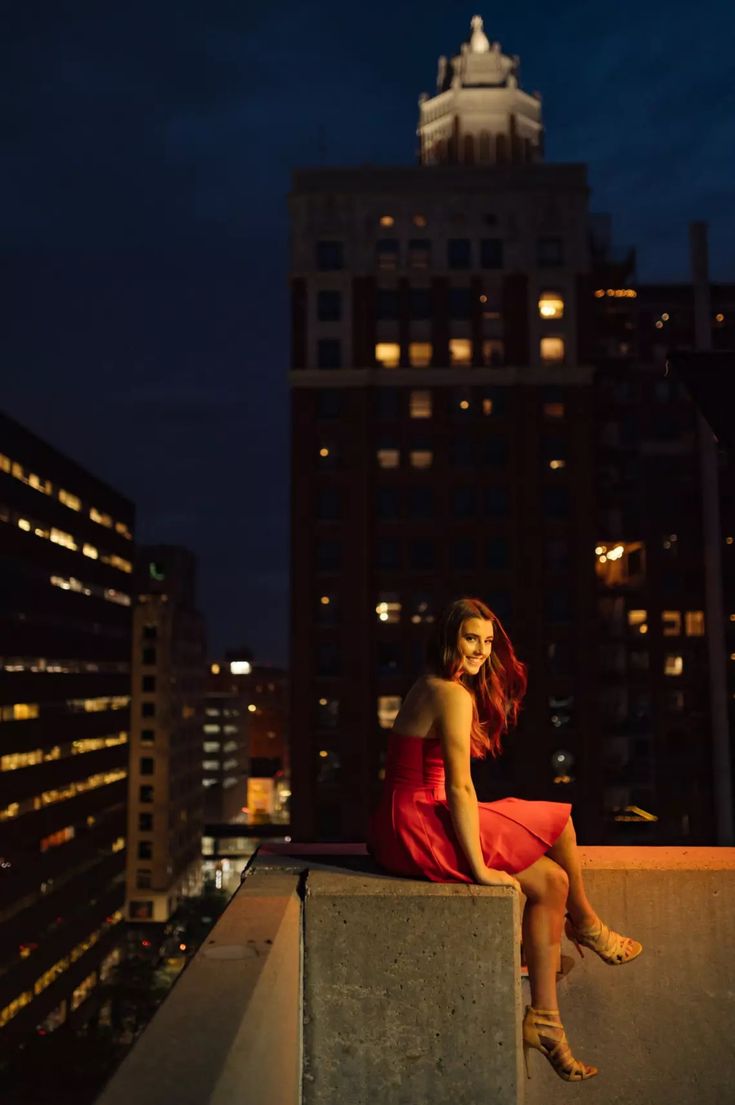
[125,547,206,923]
[0,410,133,1040]
[287,16,734,845]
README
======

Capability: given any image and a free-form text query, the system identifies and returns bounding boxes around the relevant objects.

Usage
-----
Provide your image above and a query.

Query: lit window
[230,660,251,675]
[595,541,646,587]
[409,450,433,469]
[59,489,81,511]
[376,593,401,624]
[82,543,98,560]
[409,390,432,418]
[662,611,681,637]
[89,508,112,528]
[449,338,472,366]
[540,337,565,364]
[627,610,647,635]
[548,459,566,470]
[538,291,565,319]
[482,398,493,415]
[664,654,684,677]
[377,695,402,729]
[375,342,401,369]
[377,448,400,469]
[409,342,432,367]
[544,402,565,418]
[379,215,395,227]
[50,528,77,551]
[685,611,705,637]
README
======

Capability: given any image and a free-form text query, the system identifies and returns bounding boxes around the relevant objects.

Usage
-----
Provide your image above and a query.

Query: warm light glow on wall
[379,215,394,227]
[538,291,565,319]
[320,595,330,605]
[412,214,428,227]
[548,459,566,470]
[210,663,220,674]
[375,342,401,369]
[319,447,330,458]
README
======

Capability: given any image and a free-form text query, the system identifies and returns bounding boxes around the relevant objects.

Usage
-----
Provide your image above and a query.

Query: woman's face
[457,617,494,676]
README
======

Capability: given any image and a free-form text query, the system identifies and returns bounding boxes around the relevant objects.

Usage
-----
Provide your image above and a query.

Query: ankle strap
[529,1006,560,1015]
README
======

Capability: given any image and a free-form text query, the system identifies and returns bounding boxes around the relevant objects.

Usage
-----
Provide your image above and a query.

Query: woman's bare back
[391,674,461,740]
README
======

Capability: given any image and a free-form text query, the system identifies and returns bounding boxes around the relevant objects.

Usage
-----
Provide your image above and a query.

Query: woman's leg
[514,856,569,1009]
[545,816,597,929]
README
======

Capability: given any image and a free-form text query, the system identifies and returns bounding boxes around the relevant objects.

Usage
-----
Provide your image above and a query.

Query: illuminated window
[82,543,98,560]
[50,528,77,551]
[376,593,401,624]
[685,611,705,636]
[662,610,681,637]
[59,489,81,511]
[409,449,433,469]
[628,610,648,635]
[409,342,432,367]
[115,521,133,540]
[376,239,399,270]
[540,337,565,364]
[377,448,400,469]
[449,338,472,366]
[481,339,504,367]
[377,695,402,729]
[409,390,432,418]
[538,291,565,319]
[89,508,112,527]
[548,459,566,470]
[102,553,132,574]
[664,654,684,676]
[375,342,401,369]
[595,541,646,587]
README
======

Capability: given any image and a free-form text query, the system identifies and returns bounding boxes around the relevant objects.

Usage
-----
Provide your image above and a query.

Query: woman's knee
[517,857,568,904]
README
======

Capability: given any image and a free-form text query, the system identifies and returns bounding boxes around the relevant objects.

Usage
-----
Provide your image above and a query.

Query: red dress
[366,732,571,882]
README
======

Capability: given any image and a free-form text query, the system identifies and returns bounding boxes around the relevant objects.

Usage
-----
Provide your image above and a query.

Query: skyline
[4,0,734,664]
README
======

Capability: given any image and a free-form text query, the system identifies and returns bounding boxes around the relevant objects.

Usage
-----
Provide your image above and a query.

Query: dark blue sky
[4,0,734,665]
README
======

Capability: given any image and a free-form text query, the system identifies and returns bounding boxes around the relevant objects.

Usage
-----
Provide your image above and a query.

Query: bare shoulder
[429,676,473,715]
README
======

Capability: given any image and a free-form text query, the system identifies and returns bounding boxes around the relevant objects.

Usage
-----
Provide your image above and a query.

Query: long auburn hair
[425,597,528,759]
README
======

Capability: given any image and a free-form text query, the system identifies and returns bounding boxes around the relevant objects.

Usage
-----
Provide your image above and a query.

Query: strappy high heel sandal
[564,912,643,966]
[522,1006,598,1081]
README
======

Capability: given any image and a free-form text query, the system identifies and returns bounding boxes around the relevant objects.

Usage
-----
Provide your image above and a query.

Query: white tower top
[417,15,544,166]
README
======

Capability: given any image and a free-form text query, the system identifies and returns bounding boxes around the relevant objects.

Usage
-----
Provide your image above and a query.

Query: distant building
[0,410,133,1039]
[125,547,206,923]
[245,663,290,824]
[287,16,735,845]
[203,657,251,823]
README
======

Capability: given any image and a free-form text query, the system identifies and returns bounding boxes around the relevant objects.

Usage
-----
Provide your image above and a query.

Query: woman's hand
[475,866,521,892]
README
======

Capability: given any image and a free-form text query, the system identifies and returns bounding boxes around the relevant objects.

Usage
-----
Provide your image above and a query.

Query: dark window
[316,540,341,572]
[489,592,511,622]
[375,487,400,519]
[484,213,498,226]
[137,870,152,889]
[316,698,339,728]
[139,785,154,803]
[538,237,564,267]
[317,389,342,419]
[452,487,478,517]
[483,487,509,516]
[448,239,471,269]
[142,624,157,641]
[141,647,156,666]
[138,841,153,860]
[480,239,504,269]
[316,241,344,270]
[317,339,341,369]
[142,675,155,693]
[141,728,155,744]
[410,539,435,570]
[480,387,507,416]
[449,439,476,467]
[317,488,342,520]
[482,437,509,465]
[376,239,400,269]
[316,595,339,626]
[407,487,434,518]
[377,642,401,675]
[546,592,572,623]
[408,239,431,268]
[409,288,431,319]
[545,538,569,572]
[317,290,342,322]
[546,640,570,675]
[141,702,155,718]
[543,487,569,517]
[317,643,340,676]
[376,289,399,320]
[542,434,567,461]
[129,900,153,920]
[140,757,154,775]
[138,812,153,832]
[486,537,508,570]
[375,388,401,419]
[377,538,401,569]
[451,540,476,571]
[449,287,472,319]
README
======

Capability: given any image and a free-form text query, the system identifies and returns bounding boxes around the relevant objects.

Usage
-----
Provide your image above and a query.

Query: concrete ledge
[95,870,302,1105]
[303,869,523,1105]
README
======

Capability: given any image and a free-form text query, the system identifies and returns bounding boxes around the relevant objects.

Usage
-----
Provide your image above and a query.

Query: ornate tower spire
[417,15,544,166]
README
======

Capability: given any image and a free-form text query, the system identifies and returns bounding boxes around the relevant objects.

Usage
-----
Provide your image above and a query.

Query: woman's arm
[437,682,518,888]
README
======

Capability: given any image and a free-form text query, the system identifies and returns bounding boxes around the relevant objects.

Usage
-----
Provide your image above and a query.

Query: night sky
[4,0,734,666]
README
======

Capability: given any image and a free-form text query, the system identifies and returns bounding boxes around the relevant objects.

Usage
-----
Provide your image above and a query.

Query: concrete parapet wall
[303,870,522,1105]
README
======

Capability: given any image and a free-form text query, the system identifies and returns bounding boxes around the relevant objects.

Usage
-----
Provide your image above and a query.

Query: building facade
[125,547,206,924]
[288,16,735,845]
[0,410,133,1040]
[203,657,251,824]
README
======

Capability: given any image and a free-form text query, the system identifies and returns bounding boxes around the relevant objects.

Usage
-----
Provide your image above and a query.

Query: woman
[366,596,642,1082]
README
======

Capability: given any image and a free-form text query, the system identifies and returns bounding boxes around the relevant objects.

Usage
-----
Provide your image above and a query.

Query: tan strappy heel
[564,912,643,965]
[522,1005,598,1081]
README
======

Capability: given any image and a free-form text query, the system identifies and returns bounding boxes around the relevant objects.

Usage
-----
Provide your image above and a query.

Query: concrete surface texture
[302,870,523,1105]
